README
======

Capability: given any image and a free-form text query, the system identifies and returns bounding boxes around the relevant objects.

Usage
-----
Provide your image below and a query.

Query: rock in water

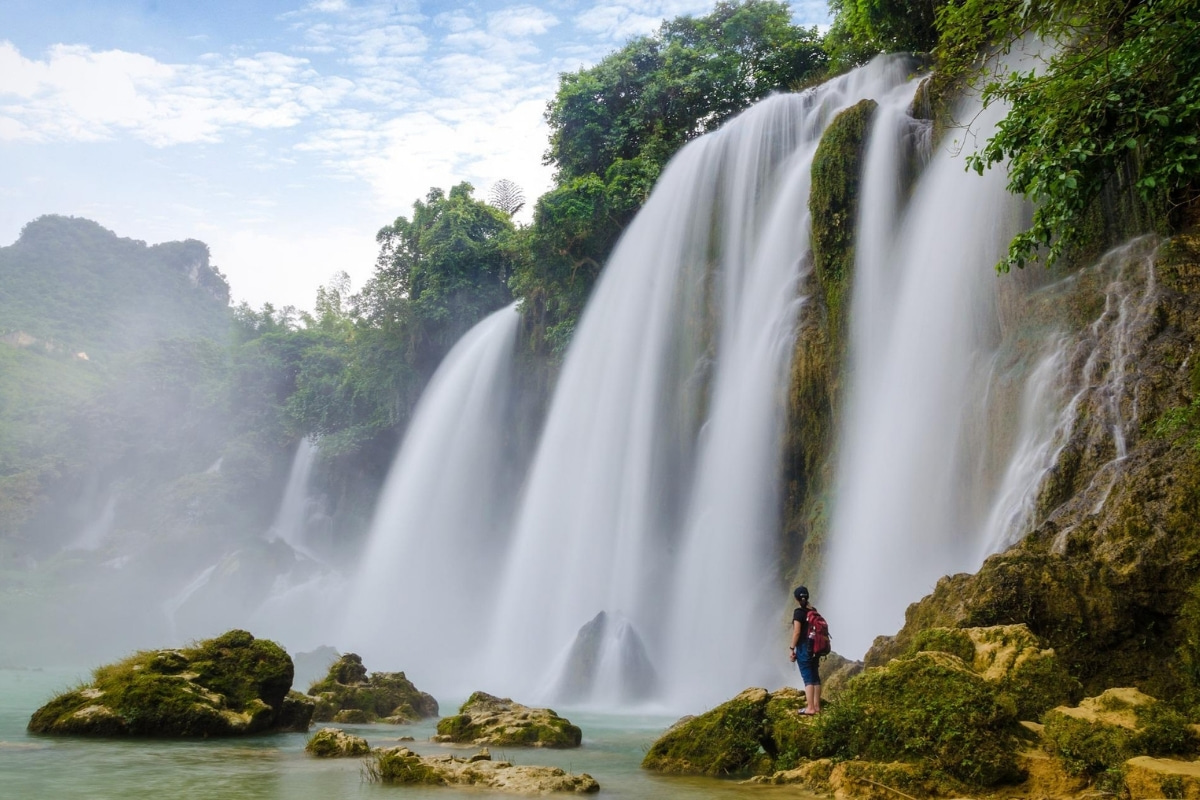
[307,653,438,724]
[433,692,582,748]
[27,629,311,736]
[371,746,599,793]
[306,727,370,757]
[552,611,657,704]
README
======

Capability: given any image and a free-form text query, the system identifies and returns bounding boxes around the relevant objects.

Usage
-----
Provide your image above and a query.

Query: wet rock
[433,692,582,748]
[551,611,657,704]
[307,653,438,724]
[306,726,370,757]
[642,687,773,775]
[1125,755,1200,799]
[370,746,599,793]
[27,629,307,737]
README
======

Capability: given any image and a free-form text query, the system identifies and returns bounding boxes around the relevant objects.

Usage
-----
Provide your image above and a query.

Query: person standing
[788,585,822,715]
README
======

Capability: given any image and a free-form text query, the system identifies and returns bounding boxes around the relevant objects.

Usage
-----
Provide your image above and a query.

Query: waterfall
[823,71,1032,657]
[266,437,318,559]
[341,303,520,693]
[484,56,921,708]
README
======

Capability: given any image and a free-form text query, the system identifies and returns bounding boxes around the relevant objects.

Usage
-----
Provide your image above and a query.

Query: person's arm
[790,619,801,661]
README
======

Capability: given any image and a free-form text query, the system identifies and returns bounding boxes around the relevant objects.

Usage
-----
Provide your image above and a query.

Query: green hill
[0,215,231,359]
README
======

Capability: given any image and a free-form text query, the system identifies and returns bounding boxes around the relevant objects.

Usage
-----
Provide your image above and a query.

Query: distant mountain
[0,215,232,358]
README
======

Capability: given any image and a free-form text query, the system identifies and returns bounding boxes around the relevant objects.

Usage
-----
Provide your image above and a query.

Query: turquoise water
[1,669,812,799]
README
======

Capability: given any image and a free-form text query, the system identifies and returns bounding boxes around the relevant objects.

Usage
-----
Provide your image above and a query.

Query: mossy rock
[812,651,1024,787]
[641,687,772,775]
[27,629,305,737]
[369,746,600,792]
[307,653,438,724]
[306,726,370,757]
[909,625,1081,720]
[1043,688,1197,778]
[432,692,582,748]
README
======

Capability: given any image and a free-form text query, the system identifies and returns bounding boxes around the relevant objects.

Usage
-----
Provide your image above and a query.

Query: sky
[0,0,831,310]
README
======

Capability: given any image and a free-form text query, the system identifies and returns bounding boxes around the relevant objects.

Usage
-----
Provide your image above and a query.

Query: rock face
[865,236,1200,711]
[642,687,807,776]
[306,727,370,757]
[370,746,598,793]
[433,692,582,748]
[550,610,657,704]
[307,653,438,724]
[27,629,310,736]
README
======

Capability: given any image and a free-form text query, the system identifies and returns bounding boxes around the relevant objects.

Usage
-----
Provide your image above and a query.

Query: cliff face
[864,231,1200,705]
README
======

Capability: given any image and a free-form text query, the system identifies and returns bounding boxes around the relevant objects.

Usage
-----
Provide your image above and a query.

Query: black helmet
[793,586,809,601]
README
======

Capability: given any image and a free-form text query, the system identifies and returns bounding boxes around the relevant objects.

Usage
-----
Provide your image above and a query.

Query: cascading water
[484,56,922,709]
[341,303,521,693]
[823,68,1035,657]
[266,437,318,559]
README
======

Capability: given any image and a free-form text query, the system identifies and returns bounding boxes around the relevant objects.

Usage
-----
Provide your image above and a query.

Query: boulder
[306,727,370,757]
[1125,755,1200,799]
[308,653,438,724]
[27,629,309,737]
[641,687,773,775]
[550,611,657,704]
[1042,687,1197,778]
[433,692,582,748]
[908,624,1081,719]
[370,746,599,793]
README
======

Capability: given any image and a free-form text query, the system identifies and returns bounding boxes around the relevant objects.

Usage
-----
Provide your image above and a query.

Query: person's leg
[812,682,822,713]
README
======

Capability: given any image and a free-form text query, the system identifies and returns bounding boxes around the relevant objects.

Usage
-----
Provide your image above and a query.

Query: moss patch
[641,688,771,775]
[307,653,438,724]
[27,629,306,737]
[432,691,582,748]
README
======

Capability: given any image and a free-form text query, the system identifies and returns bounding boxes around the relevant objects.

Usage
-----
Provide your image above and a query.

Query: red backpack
[806,608,832,658]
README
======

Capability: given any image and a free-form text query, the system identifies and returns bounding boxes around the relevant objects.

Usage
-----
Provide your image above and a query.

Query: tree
[488,179,526,217]
[369,183,515,372]
[939,0,1200,269]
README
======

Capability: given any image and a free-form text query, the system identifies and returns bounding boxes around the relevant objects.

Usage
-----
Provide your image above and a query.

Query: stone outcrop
[307,653,438,724]
[550,610,657,704]
[642,687,809,776]
[864,236,1200,709]
[306,726,370,757]
[369,746,599,793]
[27,629,311,737]
[433,692,582,748]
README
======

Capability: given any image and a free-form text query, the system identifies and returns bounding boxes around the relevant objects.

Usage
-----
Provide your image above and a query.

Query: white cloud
[0,41,351,146]
[487,6,560,37]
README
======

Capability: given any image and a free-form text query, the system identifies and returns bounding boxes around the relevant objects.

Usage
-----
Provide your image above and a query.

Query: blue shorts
[796,648,821,686]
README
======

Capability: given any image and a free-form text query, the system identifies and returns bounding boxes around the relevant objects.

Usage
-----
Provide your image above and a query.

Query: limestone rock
[641,687,773,775]
[433,692,582,748]
[27,629,308,737]
[306,727,370,757]
[307,653,438,724]
[908,624,1081,719]
[1043,687,1197,778]
[371,746,599,793]
[1125,755,1200,799]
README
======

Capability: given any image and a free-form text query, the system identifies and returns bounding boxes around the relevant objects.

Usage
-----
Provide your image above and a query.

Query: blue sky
[0,0,830,309]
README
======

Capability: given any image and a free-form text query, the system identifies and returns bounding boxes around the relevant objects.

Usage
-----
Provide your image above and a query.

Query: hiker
[789,585,823,715]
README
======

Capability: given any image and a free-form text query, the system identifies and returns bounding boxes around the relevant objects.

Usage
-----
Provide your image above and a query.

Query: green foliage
[370,182,514,373]
[525,1,827,350]
[370,748,444,784]
[0,215,231,358]
[909,627,977,662]
[28,630,302,737]
[305,727,370,757]
[1043,697,1197,778]
[545,1,827,183]
[307,653,438,724]
[641,688,772,775]
[813,652,1023,787]
[939,0,1200,271]
[826,0,939,69]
